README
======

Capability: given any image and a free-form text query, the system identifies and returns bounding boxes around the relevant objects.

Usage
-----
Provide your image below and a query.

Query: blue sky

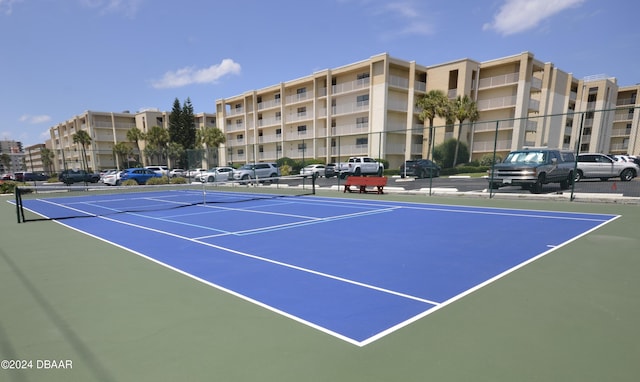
[1,0,638,147]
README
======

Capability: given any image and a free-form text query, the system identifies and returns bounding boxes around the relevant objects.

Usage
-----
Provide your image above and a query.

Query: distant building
[48,110,217,172]
[0,139,24,174]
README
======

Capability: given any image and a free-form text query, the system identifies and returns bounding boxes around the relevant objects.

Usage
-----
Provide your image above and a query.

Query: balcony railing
[477,72,519,89]
[476,95,517,110]
[331,78,370,95]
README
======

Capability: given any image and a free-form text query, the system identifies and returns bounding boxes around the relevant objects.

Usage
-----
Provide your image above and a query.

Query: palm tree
[165,142,184,170]
[196,126,226,167]
[40,147,55,175]
[112,142,132,169]
[451,95,479,167]
[126,127,145,165]
[415,90,450,160]
[144,125,169,165]
[72,130,92,172]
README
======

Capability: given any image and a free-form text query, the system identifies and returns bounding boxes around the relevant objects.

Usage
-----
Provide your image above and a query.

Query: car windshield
[504,151,545,164]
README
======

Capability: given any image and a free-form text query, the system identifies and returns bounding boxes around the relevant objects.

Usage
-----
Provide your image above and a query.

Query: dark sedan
[400,159,441,178]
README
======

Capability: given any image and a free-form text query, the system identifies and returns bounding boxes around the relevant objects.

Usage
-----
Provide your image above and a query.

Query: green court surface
[1,191,639,382]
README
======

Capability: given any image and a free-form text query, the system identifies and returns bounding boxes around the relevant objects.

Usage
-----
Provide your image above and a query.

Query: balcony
[331,101,369,116]
[331,78,370,95]
[476,95,517,110]
[388,75,409,89]
[477,72,519,89]
[285,91,312,104]
[227,107,244,116]
[257,98,281,110]
[472,139,512,152]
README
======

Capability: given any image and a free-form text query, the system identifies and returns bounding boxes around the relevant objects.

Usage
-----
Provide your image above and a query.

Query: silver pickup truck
[488,148,575,194]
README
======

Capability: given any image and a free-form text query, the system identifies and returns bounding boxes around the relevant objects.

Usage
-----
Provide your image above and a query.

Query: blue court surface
[18,190,618,346]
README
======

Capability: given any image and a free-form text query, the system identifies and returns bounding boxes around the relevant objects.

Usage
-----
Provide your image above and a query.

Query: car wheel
[574,170,583,182]
[354,168,361,176]
[560,173,572,190]
[377,168,383,177]
[530,175,544,194]
[620,169,634,182]
[208,175,215,182]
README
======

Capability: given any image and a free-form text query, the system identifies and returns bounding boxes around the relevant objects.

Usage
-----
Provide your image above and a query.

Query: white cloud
[78,0,143,18]
[380,1,434,37]
[0,0,22,15]
[483,0,585,35]
[19,114,52,124]
[151,59,242,89]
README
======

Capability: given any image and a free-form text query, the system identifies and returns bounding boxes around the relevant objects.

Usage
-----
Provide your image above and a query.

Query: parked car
[144,165,169,177]
[117,168,162,185]
[575,153,639,182]
[185,168,207,178]
[59,169,100,184]
[1,173,13,180]
[102,170,121,186]
[300,164,325,178]
[488,148,575,193]
[22,172,49,181]
[400,159,441,178]
[232,163,280,182]
[169,169,186,178]
[324,163,337,178]
[196,167,234,182]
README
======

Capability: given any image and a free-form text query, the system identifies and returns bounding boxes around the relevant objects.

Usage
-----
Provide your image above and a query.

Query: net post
[312,172,316,195]
[15,186,24,223]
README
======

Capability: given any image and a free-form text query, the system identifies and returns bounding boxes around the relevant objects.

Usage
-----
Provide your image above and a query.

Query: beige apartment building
[216,52,640,169]
[45,51,639,173]
[49,109,216,172]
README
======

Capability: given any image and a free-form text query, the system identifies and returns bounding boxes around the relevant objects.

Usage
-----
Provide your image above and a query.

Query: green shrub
[1,181,17,194]
[121,179,138,186]
[146,176,170,185]
[170,177,187,184]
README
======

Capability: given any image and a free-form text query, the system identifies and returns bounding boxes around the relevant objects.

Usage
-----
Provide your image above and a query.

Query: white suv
[576,153,639,182]
[232,163,280,183]
[145,165,169,177]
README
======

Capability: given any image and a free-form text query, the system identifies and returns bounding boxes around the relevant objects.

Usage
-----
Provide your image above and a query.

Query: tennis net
[15,175,315,223]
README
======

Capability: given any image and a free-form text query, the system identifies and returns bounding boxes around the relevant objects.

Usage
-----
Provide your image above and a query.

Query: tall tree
[451,95,479,167]
[112,142,132,169]
[415,90,450,160]
[0,153,10,173]
[196,126,226,167]
[40,147,55,174]
[168,97,197,168]
[72,130,92,172]
[126,127,145,160]
[145,125,169,165]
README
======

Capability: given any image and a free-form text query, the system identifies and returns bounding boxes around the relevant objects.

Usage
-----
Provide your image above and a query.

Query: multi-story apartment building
[24,143,50,173]
[216,52,639,168]
[43,52,638,173]
[48,110,217,172]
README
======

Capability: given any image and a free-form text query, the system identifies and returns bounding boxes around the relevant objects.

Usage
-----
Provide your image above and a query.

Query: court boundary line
[14,196,621,346]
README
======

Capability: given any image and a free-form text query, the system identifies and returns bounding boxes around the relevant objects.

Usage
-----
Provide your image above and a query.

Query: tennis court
[2,186,640,381]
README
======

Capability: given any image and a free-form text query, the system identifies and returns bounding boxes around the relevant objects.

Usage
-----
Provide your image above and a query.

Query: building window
[275,93,281,103]
[236,119,242,126]
[297,125,307,135]
[355,137,368,147]
[276,128,282,136]
[297,107,306,116]
[236,134,243,140]
[238,149,244,155]
[356,117,368,128]
[357,72,370,80]
[357,94,369,106]
[298,143,307,151]
[275,111,281,121]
